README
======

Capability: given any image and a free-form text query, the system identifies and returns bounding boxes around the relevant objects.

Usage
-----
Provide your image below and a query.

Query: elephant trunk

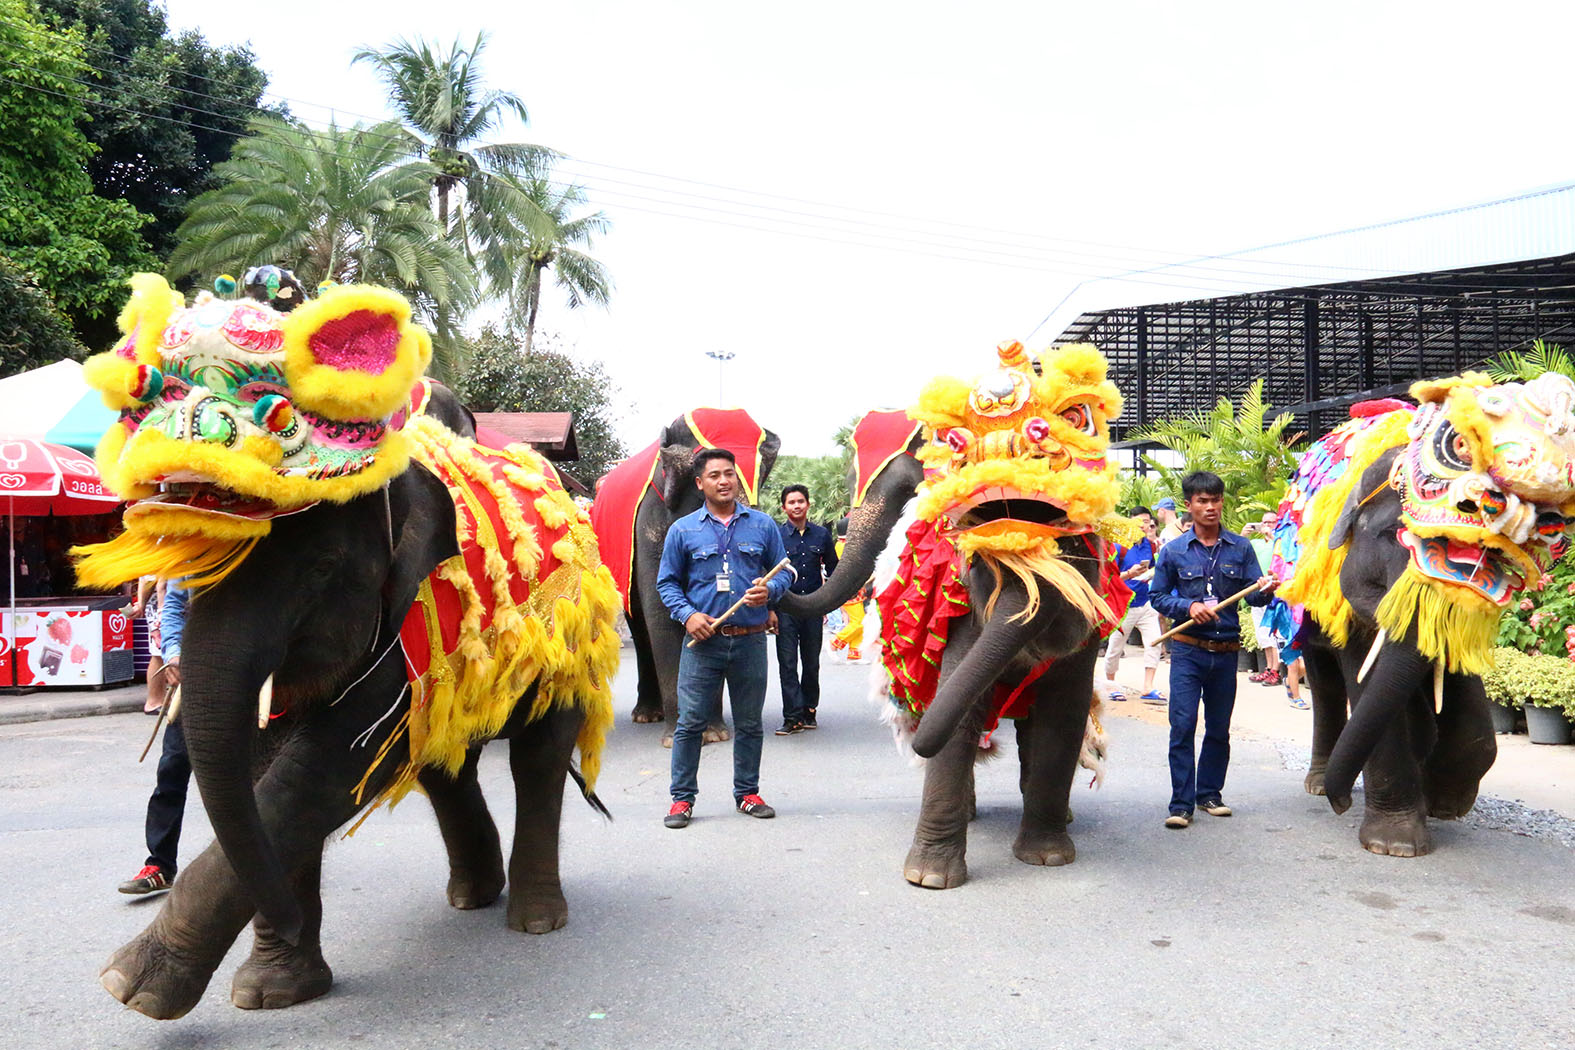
[1322,635,1432,808]
[911,573,1048,759]
[776,454,923,619]
[181,653,304,945]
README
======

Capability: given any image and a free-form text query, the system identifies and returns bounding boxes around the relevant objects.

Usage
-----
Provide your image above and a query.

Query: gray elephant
[76,276,621,1018]
[590,408,779,744]
[1277,374,1575,856]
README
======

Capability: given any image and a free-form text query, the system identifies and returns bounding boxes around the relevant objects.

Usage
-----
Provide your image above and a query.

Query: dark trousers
[144,720,192,874]
[1167,643,1238,815]
[775,612,823,723]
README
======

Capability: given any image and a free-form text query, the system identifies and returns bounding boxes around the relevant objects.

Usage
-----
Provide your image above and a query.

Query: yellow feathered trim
[72,531,259,590]
[1374,566,1503,675]
[281,284,433,421]
[977,546,1114,627]
[916,457,1122,528]
[83,354,147,412]
[1281,409,1414,645]
[98,427,411,508]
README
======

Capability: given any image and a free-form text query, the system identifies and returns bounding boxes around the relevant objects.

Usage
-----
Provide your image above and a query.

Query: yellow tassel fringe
[1374,566,1503,675]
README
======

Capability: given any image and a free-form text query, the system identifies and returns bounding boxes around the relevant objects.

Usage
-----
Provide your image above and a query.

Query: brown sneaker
[1164,813,1190,830]
[1198,798,1232,817]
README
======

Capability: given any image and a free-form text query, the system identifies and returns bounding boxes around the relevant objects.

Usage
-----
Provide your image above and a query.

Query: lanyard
[1201,540,1223,597]
[707,514,737,574]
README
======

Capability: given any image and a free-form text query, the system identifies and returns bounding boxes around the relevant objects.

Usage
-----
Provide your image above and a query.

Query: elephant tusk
[165,684,181,725]
[1357,628,1387,684]
[1434,660,1445,714]
[258,673,275,729]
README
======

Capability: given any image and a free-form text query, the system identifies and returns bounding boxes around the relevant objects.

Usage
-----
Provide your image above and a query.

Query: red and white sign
[0,607,133,687]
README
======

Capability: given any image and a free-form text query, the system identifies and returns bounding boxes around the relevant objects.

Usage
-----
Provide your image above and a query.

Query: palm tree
[1487,339,1575,383]
[168,118,476,374]
[479,175,612,359]
[1133,378,1303,530]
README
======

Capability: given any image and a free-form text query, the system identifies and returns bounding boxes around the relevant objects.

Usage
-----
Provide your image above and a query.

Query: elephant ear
[281,285,432,421]
[381,463,461,626]
[757,428,781,492]
[1328,448,1401,550]
[656,443,698,511]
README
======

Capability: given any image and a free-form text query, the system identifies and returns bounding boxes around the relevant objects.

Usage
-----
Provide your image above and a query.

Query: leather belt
[718,624,767,637]
[1172,633,1241,654]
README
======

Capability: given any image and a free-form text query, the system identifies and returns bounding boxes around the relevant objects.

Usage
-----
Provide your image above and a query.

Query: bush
[1481,647,1575,715]
[1495,554,1575,660]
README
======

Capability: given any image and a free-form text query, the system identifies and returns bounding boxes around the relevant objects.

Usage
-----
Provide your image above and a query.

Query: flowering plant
[1481,647,1575,716]
[1494,554,1575,663]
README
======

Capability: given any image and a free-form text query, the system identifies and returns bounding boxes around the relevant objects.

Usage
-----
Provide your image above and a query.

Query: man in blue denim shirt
[657,448,794,828]
[1148,472,1277,830]
[774,483,838,735]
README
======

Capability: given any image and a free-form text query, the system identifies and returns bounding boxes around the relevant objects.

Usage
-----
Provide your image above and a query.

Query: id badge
[715,573,731,594]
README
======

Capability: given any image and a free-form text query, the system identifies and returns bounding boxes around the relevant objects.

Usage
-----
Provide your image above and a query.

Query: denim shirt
[160,582,188,662]
[657,502,794,628]
[1148,530,1267,642]
[780,520,838,595]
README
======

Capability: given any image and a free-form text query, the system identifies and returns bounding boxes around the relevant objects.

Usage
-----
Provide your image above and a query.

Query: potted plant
[1484,648,1574,745]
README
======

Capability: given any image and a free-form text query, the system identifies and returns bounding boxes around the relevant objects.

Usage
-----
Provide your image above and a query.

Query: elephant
[800,341,1135,888]
[74,274,621,1018]
[590,408,779,744]
[1276,373,1575,856]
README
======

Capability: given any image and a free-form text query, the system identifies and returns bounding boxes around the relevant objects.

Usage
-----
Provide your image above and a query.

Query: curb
[0,691,146,726]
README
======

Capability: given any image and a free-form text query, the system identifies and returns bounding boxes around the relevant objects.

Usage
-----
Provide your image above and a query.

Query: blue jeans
[670,633,768,803]
[775,612,823,723]
[1167,642,1238,815]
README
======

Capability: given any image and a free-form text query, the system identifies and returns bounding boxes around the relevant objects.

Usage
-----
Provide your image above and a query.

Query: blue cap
[1155,497,1177,511]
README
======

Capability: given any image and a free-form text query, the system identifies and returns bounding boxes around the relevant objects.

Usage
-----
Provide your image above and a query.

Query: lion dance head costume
[877,340,1136,763]
[74,271,620,806]
[1279,371,1575,676]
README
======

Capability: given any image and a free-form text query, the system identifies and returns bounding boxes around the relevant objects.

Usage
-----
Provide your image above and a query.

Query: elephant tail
[570,765,612,820]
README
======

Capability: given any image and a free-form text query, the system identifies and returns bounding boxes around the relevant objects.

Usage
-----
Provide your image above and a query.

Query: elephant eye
[1431,422,1472,472]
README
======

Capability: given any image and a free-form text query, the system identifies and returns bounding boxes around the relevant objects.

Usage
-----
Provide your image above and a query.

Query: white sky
[159,0,1575,458]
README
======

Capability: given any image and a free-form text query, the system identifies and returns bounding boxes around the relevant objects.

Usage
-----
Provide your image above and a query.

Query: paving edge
[0,693,145,725]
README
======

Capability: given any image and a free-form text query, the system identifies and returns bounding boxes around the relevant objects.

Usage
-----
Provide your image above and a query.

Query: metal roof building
[1046,182,1575,443]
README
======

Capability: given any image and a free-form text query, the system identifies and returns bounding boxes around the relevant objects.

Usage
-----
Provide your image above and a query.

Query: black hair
[780,484,809,505]
[692,447,736,478]
[1129,505,1152,518]
[1180,470,1225,500]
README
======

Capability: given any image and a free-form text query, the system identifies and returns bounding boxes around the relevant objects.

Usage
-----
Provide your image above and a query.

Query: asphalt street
[2,650,1573,1049]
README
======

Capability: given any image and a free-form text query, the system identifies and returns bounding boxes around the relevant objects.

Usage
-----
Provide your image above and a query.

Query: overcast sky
[159,0,1575,458]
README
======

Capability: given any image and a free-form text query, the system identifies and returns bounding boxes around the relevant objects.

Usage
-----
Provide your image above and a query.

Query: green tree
[0,255,87,377]
[1117,470,1172,514]
[1487,339,1575,383]
[451,325,628,482]
[1133,378,1302,530]
[35,0,279,254]
[767,417,861,525]
[0,0,154,345]
[167,118,475,373]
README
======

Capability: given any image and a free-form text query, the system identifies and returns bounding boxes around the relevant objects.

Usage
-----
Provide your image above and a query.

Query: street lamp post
[704,350,736,404]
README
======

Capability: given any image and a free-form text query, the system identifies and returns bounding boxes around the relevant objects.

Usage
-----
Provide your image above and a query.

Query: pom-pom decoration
[215,274,238,295]
[252,394,294,434]
[130,364,164,403]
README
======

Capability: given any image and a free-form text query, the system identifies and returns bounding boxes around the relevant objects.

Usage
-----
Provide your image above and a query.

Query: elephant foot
[1012,828,1075,867]
[446,865,505,910]
[100,926,219,1020]
[631,706,663,724]
[702,722,732,744]
[1359,808,1432,857]
[903,840,968,889]
[231,936,333,1010]
[1426,784,1479,820]
[506,886,569,934]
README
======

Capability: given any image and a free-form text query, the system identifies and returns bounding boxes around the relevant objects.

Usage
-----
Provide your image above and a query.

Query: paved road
[3,652,1573,1049]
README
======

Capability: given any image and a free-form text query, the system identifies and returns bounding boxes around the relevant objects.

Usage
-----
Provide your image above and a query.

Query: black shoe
[118,865,172,894]
[1197,798,1233,817]
[664,801,693,828]
[800,710,817,729]
[774,722,803,736]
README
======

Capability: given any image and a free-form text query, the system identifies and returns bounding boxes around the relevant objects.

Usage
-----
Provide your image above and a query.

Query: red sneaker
[117,864,171,895]
[736,794,776,819]
[663,800,693,829]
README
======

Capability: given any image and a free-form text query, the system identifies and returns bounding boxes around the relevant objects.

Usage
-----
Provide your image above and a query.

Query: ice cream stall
[0,597,134,687]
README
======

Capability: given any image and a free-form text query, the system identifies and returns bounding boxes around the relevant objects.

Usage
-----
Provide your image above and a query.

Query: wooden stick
[686,557,793,648]
[1155,580,1268,644]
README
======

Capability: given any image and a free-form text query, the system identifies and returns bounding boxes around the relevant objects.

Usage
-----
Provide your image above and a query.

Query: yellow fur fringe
[72,532,259,589]
[978,545,1114,627]
[1374,566,1503,675]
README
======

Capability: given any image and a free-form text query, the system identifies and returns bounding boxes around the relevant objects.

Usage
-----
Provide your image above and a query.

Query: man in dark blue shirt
[657,448,794,829]
[774,484,838,735]
[1148,471,1277,830]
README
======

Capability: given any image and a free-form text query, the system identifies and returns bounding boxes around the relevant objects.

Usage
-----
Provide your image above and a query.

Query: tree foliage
[450,325,628,482]
[766,418,860,525]
[35,0,279,255]
[1486,339,1575,384]
[0,0,154,345]
[0,255,87,377]
[1132,378,1302,530]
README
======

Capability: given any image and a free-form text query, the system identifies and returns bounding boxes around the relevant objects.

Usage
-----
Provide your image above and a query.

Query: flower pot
[1488,702,1519,735]
[1524,703,1572,745]
[1238,649,1259,673]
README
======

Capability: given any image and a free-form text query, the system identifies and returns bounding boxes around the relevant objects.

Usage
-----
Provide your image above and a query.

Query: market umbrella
[1,438,121,676]
[0,360,118,453]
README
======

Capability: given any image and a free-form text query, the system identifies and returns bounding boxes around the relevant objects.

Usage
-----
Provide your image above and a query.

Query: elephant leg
[1356,714,1432,857]
[627,598,664,723]
[418,747,505,909]
[1301,637,1350,796]
[1012,650,1095,867]
[903,725,977,889]
[231,850,333,1010]
[1423,674,1496,819]
[504,706,584,933]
